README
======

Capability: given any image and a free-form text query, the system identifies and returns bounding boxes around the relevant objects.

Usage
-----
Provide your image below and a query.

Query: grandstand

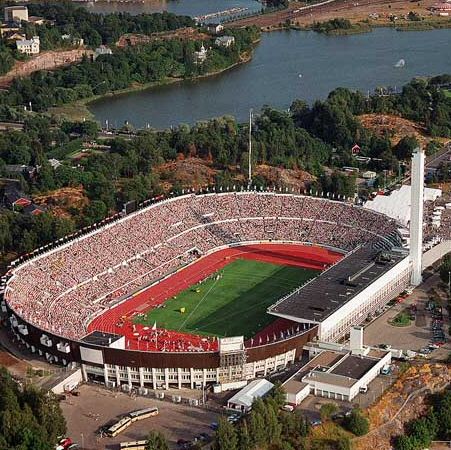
[1,191,412,390]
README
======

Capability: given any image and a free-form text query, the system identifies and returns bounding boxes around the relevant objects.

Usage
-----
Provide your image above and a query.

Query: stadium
[1,189,415,391]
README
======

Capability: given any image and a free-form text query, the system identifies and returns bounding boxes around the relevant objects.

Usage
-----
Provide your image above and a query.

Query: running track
[88,244,342,351]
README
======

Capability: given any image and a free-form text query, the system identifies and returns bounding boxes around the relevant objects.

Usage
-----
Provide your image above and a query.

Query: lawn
[135,259,317,339]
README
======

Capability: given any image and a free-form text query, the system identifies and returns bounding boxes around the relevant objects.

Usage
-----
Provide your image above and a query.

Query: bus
[106,416,132,437]
[128,407,159,423]
[119,441,148,450]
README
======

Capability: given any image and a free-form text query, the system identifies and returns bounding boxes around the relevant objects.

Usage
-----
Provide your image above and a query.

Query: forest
[0,368,66,450]
[0,25,259,111]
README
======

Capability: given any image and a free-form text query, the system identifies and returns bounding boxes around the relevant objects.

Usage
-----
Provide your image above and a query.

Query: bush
[343,409,369,436]
[320,403,338,420]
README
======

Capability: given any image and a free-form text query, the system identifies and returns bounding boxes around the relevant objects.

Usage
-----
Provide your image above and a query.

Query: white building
[94,45,113,60]
[194,43,208,64]
[16,36,40,55]
[283,328,391,404]
[4,6,28,23]
[215,36,235,48]
[227,379,274,412]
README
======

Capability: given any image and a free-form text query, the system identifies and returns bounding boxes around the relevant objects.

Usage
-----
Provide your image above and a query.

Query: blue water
[89,28,451,129]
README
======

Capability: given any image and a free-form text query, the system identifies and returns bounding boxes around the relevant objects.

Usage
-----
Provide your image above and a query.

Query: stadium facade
[1,151,427,390]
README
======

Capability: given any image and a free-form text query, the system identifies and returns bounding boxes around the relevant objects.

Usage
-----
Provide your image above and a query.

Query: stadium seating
[5,193,401,341]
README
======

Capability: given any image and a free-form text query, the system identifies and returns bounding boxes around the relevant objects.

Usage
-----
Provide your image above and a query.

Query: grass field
[135,258,317,339]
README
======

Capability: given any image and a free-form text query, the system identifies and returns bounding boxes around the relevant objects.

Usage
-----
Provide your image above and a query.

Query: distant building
[215,36,235,48]
[16,36,40,55]
[94,45,113,60]
[28,16,45,26]
[362,170,377,180]
[62,34,84,47]
[193,43,208,64]
[5,32,26,42]
[23,204,45,216]
[3,186,31,209]
[207,23,224,34]
[4,5,28,23]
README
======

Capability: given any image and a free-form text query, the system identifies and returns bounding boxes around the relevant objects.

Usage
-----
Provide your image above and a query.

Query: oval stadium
[1,191,414,390]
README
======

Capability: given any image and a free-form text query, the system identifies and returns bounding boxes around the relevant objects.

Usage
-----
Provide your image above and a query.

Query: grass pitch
[135,259,317,339]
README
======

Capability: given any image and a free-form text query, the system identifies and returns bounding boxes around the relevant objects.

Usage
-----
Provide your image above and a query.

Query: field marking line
[177,276,220,331]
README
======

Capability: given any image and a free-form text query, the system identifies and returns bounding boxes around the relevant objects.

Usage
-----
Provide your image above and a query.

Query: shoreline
[48,22,451,122]
[49,48,255,122]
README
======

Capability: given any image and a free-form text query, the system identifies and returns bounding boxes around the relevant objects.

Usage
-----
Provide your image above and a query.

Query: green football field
[135,259,317,339]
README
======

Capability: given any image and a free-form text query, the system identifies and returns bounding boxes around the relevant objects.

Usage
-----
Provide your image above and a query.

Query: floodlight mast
[248,108,253,189]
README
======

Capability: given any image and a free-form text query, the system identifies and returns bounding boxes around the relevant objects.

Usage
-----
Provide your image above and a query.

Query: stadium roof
[81,331,123,347]
[364,184,442,226]
[268,246,406,323]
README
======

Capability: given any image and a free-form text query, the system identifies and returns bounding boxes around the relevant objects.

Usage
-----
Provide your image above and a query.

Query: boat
[394,59,405,68]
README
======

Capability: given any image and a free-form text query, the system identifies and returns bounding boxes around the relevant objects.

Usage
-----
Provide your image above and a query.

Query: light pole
[81,432,84,449]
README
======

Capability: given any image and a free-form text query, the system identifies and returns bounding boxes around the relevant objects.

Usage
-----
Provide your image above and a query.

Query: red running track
[87,243,342,352]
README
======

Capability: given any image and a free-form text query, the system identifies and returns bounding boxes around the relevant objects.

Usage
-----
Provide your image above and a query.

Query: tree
[145,431,169,450]
[394,136,419,160]
[213,417,238,450]
[343,409,369,436]
[319,403,338,421]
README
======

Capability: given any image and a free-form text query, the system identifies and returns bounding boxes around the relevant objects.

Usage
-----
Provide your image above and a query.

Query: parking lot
[363,274,450,360]
[61,384,219,450]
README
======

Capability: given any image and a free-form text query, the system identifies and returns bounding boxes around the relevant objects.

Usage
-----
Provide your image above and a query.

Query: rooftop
[330,354,379,379]
[227,379,274,408]
[269,246,406,323]
[81,331,123,347]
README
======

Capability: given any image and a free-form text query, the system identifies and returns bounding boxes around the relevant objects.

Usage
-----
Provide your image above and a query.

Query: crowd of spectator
[5,192,400,342]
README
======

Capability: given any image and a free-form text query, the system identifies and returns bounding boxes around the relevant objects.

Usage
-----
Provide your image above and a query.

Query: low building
[3,186,31,209]
[28,16,45,26]
[283,328,391,404]
[215,36,235,48]
[207,23,224,34]
[5,32,26,42]
[227,379,274,413]
[362,170,377,180]
[16,36,40,55]
[94,45,113,60]
[4,6,28,23]
[23,204,45,216]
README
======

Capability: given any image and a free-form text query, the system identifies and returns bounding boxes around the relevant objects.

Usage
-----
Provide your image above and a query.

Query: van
[359,386,368,394]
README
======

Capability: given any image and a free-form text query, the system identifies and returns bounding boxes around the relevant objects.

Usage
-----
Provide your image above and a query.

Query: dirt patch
[0,48,93,88]
[155,157,218,190]
[254,164,315,190]
[354,363,451,450]
[33,186,89,218]
[359,113,432,147]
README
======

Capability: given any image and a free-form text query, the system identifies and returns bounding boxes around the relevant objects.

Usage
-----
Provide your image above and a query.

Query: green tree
[343,409,369,436]
[319,403,338,421]
[145,430,169,450]
[213,417,238,450]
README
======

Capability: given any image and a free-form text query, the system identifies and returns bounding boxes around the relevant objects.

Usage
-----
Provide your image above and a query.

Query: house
[215,36,235,48]
[48,159,62,169]
[207,23,224,34]
[351,143,361,154]
[4,5,28,23]
[94,45,113,60]
[16,36,40,55]
[28,16,45,26]
[5,32,26,42]
[0,25,21,38]
[193,43,208,64]
[362,170,377,180]
[62,34,84,47]
[227,379,274,413]
[3,185,31,209]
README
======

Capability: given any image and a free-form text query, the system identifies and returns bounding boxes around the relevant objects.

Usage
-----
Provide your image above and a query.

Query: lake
[88,28,451,129]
